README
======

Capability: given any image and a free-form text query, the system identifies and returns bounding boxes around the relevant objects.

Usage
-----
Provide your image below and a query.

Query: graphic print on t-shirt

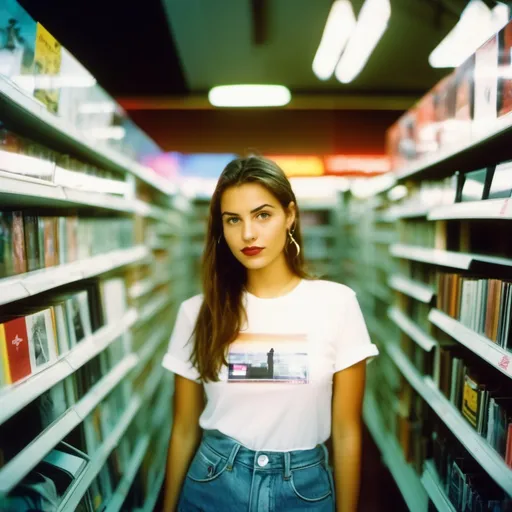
[225,332,309,384]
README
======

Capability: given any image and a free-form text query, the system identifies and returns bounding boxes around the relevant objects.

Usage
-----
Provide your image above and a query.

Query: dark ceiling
[18,0,474,108]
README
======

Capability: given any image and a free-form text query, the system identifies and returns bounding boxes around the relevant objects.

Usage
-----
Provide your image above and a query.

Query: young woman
[162,156,378,512]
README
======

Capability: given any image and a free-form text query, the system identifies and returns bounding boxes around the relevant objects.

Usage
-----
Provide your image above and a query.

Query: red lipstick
[241,246,264,256]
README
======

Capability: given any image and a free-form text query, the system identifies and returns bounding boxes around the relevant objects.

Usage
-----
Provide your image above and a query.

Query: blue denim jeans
[178,430,335,511]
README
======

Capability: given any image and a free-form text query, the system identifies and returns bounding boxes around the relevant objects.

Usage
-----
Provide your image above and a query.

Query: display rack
[339,23,512,510]
[0,15,188,508]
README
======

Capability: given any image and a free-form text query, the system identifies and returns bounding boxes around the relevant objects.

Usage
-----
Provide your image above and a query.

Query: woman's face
[220,183,295,271]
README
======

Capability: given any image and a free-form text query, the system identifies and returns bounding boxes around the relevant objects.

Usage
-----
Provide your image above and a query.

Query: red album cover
[498,21,512,117]
[3,317,32,383]
[11,211,27,274]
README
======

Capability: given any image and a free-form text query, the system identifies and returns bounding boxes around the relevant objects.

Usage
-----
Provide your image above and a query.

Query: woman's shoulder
[179,294,204,320]
[305,278,356,301]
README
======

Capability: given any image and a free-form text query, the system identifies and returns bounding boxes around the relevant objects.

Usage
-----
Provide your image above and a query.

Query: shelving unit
[388,275,434,304]
[421,460,456,512]
[339,23,512,510]
[388,307,437,352]
[394,112,512,183]
[385,343,512,495]
[0,76,174,197]
[0,8,188,507]
[0,246,149,307]
[429,309,512,379]
[0,308,138,425]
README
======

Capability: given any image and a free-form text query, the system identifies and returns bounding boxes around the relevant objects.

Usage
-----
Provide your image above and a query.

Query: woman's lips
[241,247,264,256]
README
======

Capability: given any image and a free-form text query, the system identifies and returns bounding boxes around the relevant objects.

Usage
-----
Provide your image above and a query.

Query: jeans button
[257,454,269,467]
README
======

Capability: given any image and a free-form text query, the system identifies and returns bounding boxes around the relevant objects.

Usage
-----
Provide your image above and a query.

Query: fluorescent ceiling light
[208,85,291,107]
[312,0,356,80]
[335,0,391,84]
[429,1,510,68]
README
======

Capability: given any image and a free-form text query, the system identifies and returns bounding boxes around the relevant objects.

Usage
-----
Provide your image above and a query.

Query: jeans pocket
[187,442,228,483]
[289,462,332,502]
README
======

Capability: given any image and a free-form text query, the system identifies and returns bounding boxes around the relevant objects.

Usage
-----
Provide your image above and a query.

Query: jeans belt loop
[283,452,292,481]
[226,443,241,471]
[320,443,329,468]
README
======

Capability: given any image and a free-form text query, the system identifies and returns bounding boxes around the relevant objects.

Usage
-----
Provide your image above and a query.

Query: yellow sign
[266,156,324,177]
[33,23,62,113]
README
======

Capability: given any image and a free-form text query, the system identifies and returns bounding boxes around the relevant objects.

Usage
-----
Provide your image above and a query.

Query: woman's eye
[227,217,239,225]
[257,212,270,220]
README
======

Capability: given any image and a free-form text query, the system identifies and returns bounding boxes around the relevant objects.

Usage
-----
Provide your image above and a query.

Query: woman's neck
[245,254,301,299]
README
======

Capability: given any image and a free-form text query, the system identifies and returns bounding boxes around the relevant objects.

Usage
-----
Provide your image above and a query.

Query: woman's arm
[331,360,367,512]
[163,375,205,512]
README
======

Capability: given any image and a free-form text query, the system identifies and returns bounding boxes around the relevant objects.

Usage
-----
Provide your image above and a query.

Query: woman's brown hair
[191,156,309,381]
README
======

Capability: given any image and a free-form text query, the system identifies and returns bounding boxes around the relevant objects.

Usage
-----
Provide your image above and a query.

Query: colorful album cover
[11,211,27,274]
[32,23,62,114]
[0,212,14,278]
[1,316,31,383]
[498,21,512,117]
[453,55,475,147]
[437,73,458,150]
[40,216,59,268]
[23,213,41,272]
[0,0,36,79]
[221,332,309,384]
[65,292,92,347]
[474,34,499,136]
[26,309,57,371]
[66,216,78,263]
[38,380,68,428]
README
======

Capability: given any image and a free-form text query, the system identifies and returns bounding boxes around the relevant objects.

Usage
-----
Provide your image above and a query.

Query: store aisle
[359,426,407,511]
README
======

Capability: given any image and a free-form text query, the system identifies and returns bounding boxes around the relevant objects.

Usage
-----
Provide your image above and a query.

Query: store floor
[154,425,407,511]
[359,425,408,511]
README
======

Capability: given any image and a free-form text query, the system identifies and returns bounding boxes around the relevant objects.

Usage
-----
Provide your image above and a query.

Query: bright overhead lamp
[429,1,510,68]
[312,0,356,80]
[208,85,291,107]
[334,0,391,84]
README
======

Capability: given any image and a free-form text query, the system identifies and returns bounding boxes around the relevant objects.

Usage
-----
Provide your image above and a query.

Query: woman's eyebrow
[221,204,275,217]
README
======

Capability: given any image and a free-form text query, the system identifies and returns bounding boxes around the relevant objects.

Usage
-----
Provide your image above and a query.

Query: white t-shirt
[162,279,379,452]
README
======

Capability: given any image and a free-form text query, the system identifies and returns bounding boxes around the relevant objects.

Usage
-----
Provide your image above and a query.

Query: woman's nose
[242,221,256,242]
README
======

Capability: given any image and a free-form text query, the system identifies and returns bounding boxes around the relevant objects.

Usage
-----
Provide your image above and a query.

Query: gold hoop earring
[288,230,300,256]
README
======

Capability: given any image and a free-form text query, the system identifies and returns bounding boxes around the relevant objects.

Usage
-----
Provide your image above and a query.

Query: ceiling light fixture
[312,0,356,80]
[335,0,391,84]
[429,1,510,68]
[208,85,291,107]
